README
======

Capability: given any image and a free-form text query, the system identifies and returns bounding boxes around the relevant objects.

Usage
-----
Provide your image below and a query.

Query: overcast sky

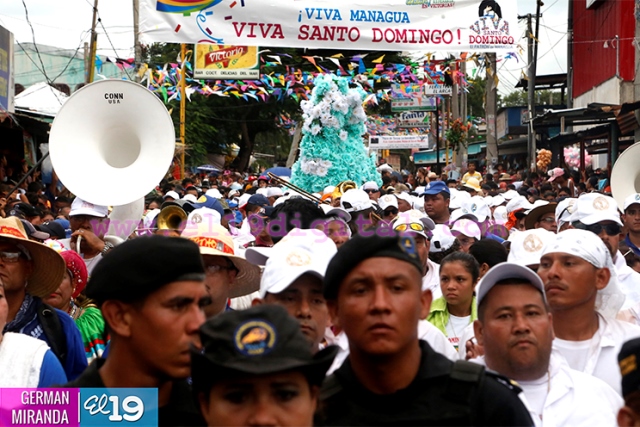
[1,0,568,95]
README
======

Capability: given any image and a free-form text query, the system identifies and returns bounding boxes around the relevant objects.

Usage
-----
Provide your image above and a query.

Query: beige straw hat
[0,217,65,298]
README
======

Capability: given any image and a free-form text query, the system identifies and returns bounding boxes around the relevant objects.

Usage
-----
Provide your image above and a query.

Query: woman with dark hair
[427,252,480,350]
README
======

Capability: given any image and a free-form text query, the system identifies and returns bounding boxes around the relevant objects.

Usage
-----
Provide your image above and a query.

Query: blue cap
[194,195,225,218]
[54,219,72,238]
[247,194,270,208]
[421,181,450,196]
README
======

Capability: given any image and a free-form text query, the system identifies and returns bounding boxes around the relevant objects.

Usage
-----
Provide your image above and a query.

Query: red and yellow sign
[194,44,259,80]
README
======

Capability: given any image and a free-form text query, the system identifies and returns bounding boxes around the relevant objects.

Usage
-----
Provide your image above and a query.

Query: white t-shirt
[517,376,548,422]
[421,259,441,299]
[553,336,596,373]
[445,314,471,350]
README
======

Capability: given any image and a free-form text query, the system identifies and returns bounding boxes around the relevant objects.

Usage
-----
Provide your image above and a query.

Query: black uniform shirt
[317,340,534,426]
[64,359,205,427]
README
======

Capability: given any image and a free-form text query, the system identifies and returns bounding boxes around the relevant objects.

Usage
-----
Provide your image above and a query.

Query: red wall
[572,0,635,98]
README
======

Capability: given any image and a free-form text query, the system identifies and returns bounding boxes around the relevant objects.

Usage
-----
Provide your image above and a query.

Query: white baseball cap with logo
[569,193,622,226]
[377,194,399,211]
[257,228,337,298]
[507,228,554,267]
[70,197,108,218]
[624,193,640,211]
[555,197,577,227]
[430,224,456,253]
[340,189,373,213]
[493,206,508,225]
[451,219,481,239]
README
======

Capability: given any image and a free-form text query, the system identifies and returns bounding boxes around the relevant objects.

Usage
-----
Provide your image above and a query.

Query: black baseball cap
[323,233,423,300]
[37,221,66,239]
[619,337,640,397]
[86,235,205,304]
[191,305,337,393]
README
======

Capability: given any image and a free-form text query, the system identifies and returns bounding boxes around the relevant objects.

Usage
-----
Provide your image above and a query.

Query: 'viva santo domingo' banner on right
[140,0,517,52]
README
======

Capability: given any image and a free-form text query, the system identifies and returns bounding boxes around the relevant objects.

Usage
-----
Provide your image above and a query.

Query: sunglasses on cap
[394,222,426,232]
[572,221,622,236]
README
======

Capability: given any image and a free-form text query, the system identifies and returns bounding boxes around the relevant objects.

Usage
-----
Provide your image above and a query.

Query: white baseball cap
[362,181,380,191]
[205,188,223,199]
[319,204,352,223]
[525,199,548,215]
[429,224,456,253]
[490,195,506,207]
[477,262,546,305]
[506,195,533,214]
[624,193,640,211]
[70,197,108,218]
[183,194,198,203]
[392,209,435,239]
[451,219,481,239]
[238,193,252,209]
[449,188,472,210]
[340,189,373,213]
[507,228,554,267]
[266,187,284,198]
[182,207,221,238]
[502,189,519,200]
[569,193,622,226]
[256,188,269,197]
[395,192,413,206]
[257,228,337,298]
[163,190,180,200]
[377,194,399,211]
[493,206,508,225]
[323,186,336,195]
[555,197,577,226]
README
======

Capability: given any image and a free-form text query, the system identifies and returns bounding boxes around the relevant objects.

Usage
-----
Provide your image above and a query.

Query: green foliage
[499,89,563,108]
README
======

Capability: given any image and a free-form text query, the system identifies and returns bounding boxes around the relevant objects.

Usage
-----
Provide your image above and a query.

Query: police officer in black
[317,233,534,426]
[65,236,210,427]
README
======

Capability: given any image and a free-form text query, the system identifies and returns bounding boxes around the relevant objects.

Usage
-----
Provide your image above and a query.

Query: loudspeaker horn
[611,141,640,209]
[49,79,175,207]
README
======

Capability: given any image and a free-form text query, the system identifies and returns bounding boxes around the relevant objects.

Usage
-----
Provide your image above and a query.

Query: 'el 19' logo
[80,388,158,426]
[83,394,144,421]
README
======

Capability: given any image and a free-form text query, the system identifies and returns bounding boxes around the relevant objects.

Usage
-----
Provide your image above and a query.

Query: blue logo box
[79,388,158,427]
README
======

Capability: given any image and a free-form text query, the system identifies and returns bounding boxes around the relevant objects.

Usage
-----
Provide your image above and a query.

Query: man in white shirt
[537,229,640,394]
[474,262,622,425]
[570,193,640,310]
[391,210,440,299]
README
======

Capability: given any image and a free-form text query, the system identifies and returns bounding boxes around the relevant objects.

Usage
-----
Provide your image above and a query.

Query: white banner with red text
[140,0,518,52]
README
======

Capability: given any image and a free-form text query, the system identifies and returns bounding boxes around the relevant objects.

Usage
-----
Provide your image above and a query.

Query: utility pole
[485,53,498,173]
[133,0,142,82]
[526,13,536,172]
[526,1,543,172]
[87,0,99,83]
[180,44,187,179]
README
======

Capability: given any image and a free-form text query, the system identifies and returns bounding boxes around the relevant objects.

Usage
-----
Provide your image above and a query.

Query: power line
[20,0,51,86]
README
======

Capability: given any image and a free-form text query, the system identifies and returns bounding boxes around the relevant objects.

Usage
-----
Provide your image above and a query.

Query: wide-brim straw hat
[187,222,261,298]
[0,217,65,298]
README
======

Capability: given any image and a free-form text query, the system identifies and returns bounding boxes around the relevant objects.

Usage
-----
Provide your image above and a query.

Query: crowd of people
[2,159,640,426]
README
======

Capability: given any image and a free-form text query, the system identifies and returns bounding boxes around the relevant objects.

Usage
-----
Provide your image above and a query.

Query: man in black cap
[192,304,337,426]
[618,338,640,426]
[317,233,534,426]
[65,235,211,426]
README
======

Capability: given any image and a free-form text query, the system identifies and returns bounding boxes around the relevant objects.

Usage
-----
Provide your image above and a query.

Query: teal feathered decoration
[290,74,382,194]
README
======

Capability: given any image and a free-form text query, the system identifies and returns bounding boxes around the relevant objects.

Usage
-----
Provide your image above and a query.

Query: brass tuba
[332,180,357,200]
[156,204,188,232]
